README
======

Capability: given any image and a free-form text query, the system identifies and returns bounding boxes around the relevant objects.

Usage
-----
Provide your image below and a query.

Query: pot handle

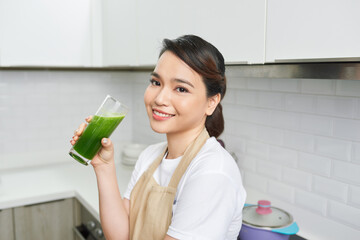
[244,203,255,207]
[271,222,299,235]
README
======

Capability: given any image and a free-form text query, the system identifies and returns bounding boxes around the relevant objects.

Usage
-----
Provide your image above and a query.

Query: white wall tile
[298,152,332,177]
[257,125,283,145]
[285,94,316,113]
[271,78,300,93]
[247,108,271,125]
[313,176,348,202]
[283,131,315,152]
[315,136,351,161]
[224,119,237,136]
[300,114,333,136]
[223,104,248,121]
[349,185,360,208]
[328,201,360,229]
[336,80,360,97]
[352,142,360,164]
[295,189,328,216]
[317,96,356,118]
[257,92,285,110]
[227,77,247,89]
[356,99,360,119]
[233,121,257,139]
[247,78,271,90]
[244,171,268,192]
[235,90,258,106]
[282,167,312,191]
[270,110,301,130]
[223,135,246,154]
[238,155,257,172]
[301,79,335,95]
[222,88,236,104]
[268,180,294,203]
[256,159,282,180]
[246,140,269,159]
[333,160,360,185]
[333,119,360,141]
[269,146,298,167]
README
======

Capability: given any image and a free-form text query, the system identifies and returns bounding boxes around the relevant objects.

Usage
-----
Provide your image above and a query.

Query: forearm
[94,163,129,240]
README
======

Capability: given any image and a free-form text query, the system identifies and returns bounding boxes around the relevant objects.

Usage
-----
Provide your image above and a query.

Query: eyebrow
[151,72,195,88]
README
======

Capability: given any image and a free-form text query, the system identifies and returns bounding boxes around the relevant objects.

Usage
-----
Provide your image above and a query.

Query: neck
[166,125,205,159]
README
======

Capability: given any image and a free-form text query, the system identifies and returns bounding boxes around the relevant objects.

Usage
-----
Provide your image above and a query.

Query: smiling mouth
[153,110,175,118]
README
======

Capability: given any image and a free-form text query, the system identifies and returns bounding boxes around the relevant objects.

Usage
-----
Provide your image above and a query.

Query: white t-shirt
[124,137,246,240]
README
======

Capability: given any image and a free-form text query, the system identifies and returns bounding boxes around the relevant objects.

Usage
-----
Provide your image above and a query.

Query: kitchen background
[1,0,360,240]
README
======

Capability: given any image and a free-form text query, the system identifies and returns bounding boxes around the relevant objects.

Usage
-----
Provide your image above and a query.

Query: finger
[70,139,76,145]
[72,135,79,141]
[96,138,114,163]
[85,115,93,123]
[75,122,87,136]
[101,138,113,150]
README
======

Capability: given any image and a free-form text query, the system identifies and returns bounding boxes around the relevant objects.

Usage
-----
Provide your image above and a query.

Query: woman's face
[144,51,219,136]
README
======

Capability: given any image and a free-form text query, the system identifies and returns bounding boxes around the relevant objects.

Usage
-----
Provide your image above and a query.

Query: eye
[150,79,160,86]
[176,87,188,93]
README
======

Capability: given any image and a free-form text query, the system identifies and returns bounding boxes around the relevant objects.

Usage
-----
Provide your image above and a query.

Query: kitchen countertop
[0,160,134,221]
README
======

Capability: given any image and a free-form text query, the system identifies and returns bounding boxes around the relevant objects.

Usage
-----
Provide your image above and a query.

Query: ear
[206,93,221,116]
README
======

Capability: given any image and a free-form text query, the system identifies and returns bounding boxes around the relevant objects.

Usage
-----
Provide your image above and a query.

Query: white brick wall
[223,68,360,238]
[2,67,360,238]
[0,70,135,169]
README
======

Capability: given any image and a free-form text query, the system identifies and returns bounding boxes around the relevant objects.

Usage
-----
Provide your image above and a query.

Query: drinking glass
[69,95,128,165]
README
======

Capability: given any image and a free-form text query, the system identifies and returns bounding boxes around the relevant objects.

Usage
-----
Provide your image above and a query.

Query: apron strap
[146,147,167,175]
[168,128,209,189]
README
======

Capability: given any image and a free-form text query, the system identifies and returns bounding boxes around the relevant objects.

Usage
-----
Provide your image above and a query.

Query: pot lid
[243,200,293,228]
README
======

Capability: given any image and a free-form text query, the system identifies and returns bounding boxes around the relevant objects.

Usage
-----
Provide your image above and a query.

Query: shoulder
[188,137,242,184]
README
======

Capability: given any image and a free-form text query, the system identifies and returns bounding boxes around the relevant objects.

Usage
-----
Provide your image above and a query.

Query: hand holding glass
[69,95,128,165]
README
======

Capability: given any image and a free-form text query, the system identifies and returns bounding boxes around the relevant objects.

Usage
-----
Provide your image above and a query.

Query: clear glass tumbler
[69,95,129,165]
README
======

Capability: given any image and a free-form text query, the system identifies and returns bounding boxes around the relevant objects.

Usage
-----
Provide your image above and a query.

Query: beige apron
[129,128,210,240]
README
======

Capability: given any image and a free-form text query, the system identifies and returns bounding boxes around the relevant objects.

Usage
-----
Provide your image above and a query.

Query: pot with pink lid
[238,200,299,240]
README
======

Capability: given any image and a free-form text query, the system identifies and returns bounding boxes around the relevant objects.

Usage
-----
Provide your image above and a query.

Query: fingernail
[103,138,108,144]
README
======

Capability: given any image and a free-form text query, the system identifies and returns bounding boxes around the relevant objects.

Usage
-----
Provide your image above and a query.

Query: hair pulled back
[160,35,226,138]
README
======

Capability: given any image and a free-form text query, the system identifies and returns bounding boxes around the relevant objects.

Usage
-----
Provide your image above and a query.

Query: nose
[154,87,171,106]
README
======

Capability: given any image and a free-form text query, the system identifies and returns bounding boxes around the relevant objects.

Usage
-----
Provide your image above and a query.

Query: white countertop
[0,160,134,221]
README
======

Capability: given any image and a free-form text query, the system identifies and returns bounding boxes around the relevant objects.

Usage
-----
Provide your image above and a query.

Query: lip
[152,108,175,121]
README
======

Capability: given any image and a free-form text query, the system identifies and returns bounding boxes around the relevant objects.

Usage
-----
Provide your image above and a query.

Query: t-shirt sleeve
[123,146,149,200]
[167,172,239,240]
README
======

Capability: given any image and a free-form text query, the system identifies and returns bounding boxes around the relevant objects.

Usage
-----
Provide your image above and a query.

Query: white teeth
[154,110,173,117]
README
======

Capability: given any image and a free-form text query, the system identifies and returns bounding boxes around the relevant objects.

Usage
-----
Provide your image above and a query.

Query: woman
[71,35,246,240]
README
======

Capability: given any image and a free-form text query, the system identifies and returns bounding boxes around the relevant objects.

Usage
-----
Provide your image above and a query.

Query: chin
[149,123,169,134]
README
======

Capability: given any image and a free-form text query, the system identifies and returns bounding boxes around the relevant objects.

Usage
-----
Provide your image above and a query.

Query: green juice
[72,114,125,160]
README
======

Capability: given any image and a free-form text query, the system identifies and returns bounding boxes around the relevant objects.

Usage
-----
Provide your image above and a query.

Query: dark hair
[159,35,226,138]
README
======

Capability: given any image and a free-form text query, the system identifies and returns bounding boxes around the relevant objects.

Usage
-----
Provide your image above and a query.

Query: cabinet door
[0,208,15,240]
[0,0,92,66]
[180,0,266,64]
[14,199,74,240]
[266,0,360,62]
[136,0,183,66]
[101,0,138,66]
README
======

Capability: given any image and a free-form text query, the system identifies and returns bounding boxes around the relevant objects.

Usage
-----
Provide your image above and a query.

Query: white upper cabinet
[0,0,92,67]
[103,0,267,66]
[179,0,266,65]
[101,0,137,66]
[265,0,360,62]
[136,0,183,66]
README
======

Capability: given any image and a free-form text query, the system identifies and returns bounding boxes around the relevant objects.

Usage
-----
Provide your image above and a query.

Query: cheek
[143,87,152,106]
